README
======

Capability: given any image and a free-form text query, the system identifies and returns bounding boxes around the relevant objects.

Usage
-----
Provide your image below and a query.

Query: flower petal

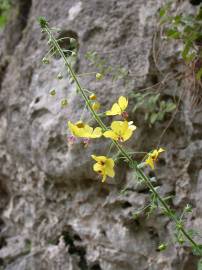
[91,155,107,163]
[118,96,128,111]
[105,159,115,177]
[103,130,118,140]
[91,127,102,138]
[122,128,133,141]
[106,103,122,115]
[145,157,155,170]
[93,163,103,172]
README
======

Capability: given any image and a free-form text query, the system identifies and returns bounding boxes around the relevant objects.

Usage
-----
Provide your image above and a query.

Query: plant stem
[44,25,200,252]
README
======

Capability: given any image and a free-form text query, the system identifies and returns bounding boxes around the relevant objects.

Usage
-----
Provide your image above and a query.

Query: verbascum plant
[38,17,202,257]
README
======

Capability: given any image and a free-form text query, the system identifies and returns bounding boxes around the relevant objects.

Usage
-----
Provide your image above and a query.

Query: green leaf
[150,113,158,124]
[165,102,176,112]
[196,68,202,81]
[157,111,165,121]
[186,52,196,62]
[196,7,202,20]
[182,42,191,61]
[166,28,180,39]
[160,100,166,110]
[173,15,182,25]
[159,2,171,18]
[198,259,202,270]
[159,7,167,18]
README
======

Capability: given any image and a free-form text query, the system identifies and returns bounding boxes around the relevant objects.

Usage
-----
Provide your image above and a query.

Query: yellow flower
[68,121,102,138]
[91,155,115,182]
[106,96,128,116]
[92,102,100,111]
[103,120,136,142]
[145,148,165,169]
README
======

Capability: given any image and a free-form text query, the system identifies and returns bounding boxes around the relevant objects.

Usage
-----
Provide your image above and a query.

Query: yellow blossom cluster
[67,95,164,182]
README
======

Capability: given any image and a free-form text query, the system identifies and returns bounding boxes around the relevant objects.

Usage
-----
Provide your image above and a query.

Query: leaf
[150,113,158,124]
[165,102,176,112]
[173,15,182,25]
[186,51,196,62]
[196,68,202,81]
[198,259,202,270]
[145,112,149,121]
[159,7,167,18]
[157,111,165,121]
[196,7,202,21]
[160,100,166,110]
[182,42,191,61]
[159,2,171,18]
[166,28,180,39]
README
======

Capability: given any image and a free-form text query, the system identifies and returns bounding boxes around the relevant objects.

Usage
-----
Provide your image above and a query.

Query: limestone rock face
[0,0,201,269]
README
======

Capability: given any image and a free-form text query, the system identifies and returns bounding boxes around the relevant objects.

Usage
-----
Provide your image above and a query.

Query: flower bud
[96,73,103,80]
[92,102,100,111]
[70,38,77,48]
[178,238,184,245]
[42,57,50,64]
[60,99,68,108]
[157,243,167,251]
[121,111,128,119]
[57,73,63,80]
[185,204,192,213]
[89,94,97,100]
[83,138,90,147]
[67,135,76,145]
[49,89,56,96]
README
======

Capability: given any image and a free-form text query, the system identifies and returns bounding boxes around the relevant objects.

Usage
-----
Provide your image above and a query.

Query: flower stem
[43,25,201,252]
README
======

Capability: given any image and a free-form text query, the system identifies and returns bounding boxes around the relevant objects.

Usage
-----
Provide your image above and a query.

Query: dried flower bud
[67,135,77,145]
[83,138,91,147]
[121,111,128,119]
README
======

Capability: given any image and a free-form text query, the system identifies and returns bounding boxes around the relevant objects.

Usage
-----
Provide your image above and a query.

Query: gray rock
[0,0,201,269]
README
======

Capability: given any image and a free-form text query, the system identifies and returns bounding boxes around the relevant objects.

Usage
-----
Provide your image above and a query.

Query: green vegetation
[160,2,202,79]
[131,92,176,126]
[0,0,11,28]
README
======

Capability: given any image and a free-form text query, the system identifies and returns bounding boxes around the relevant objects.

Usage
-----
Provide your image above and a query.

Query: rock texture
[0,0,202,269]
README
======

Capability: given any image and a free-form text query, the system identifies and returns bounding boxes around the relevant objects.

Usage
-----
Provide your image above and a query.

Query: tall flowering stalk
[38,17,202,255]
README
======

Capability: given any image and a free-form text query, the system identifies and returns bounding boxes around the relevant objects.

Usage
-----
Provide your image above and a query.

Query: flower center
[76,121,85,128]
[118,136,124,142]
[121,111,128,119]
